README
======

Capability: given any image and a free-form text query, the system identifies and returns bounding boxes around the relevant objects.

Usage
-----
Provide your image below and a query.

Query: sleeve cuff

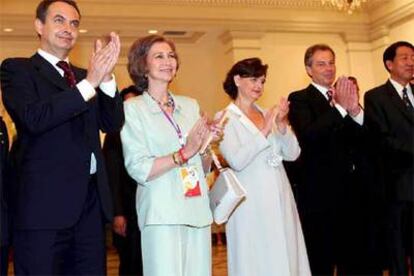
[273,126,293,141]
[350,110,364,125]
[334,103,347,118]
[76,80,96,101]
[99,74,117,98]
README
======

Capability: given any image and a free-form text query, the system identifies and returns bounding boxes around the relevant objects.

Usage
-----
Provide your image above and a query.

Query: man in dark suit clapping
[0,0,123,274]
[364,41,414,276]
[287,44,379,275]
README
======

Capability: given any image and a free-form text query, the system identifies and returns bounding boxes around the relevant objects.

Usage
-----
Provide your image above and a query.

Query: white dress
[218,103,311,276]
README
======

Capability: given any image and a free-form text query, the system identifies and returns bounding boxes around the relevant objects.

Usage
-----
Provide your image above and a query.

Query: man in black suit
[364,41,414,276]
[103,85,143,276]
[288,44,370,275]
[0,0,123,274]
[0,116,9,276]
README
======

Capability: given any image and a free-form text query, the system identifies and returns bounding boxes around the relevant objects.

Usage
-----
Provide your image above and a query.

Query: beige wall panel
[389,19,414,46]
[167,32,232,116]
[346,42,376,103]
[0,40,38,61]
[259,32,348,108]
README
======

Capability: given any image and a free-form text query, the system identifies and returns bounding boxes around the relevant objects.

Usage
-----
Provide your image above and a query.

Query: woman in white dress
[217,58,311,276]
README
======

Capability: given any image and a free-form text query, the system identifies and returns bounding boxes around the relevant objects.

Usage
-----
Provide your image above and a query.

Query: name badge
[179,166,202,197]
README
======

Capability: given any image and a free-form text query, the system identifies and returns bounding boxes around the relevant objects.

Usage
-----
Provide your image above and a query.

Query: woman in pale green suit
[121,35,219,276]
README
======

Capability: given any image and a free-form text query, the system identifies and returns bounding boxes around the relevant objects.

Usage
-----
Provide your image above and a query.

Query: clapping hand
[275,97,289,134]
[261,97,290,137]
[333,76,361,117]
[86,32,121,88]
[208,111,226,142]
[346,83,361,117]
[261,106,278,137]
[182,117,209,159]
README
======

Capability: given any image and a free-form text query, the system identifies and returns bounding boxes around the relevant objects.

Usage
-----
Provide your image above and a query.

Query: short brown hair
[36,0,81,23]
[127,35,178,93]
[304,44,335,67]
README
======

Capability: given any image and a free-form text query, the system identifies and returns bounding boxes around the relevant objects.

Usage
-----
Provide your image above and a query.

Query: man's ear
[34,19,43,37]
[305,66,313,78]
[385,60,394,72]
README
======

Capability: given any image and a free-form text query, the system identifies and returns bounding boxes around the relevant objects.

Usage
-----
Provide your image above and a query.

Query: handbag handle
[200,110,228,154]
[210,150,224,171]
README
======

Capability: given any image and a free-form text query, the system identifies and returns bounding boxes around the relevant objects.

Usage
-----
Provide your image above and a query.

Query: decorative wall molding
[0,0,410,45]
[81,0,387,10]
[369,1,414,40]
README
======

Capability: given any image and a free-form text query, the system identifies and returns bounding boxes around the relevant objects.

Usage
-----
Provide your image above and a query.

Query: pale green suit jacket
[121,92,212,229]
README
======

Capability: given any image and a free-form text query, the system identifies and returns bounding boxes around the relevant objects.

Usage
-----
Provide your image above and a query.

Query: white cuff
[76,79,96,101]
[334,103,347,118]
[99,74,117,98]
[350,109,364,125]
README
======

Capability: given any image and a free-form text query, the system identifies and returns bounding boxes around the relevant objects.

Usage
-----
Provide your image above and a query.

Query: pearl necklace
[147,92,175,108]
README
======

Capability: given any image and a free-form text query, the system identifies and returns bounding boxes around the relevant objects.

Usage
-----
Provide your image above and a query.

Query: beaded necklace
[147,91,175,109]
[147,91,183,146]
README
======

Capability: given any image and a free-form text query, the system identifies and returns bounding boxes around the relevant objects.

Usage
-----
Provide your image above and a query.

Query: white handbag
[209,151,246,225]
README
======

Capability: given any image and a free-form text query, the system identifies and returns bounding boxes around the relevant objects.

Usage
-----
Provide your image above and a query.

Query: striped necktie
[56,61,76,88]
[402,87,414,111]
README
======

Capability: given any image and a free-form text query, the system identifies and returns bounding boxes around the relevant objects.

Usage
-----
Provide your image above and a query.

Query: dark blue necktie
[402,87,414,111]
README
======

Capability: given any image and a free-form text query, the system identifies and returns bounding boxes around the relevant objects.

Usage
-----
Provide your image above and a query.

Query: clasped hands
[86,32,121,88]
[329,76,361,117]
[261,97,290,137]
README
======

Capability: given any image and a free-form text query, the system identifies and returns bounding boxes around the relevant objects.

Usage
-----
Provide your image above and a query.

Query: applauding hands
[262,97,290,137]
[182,115,225,160]
[86,32,121,88]
[331,76,361,117]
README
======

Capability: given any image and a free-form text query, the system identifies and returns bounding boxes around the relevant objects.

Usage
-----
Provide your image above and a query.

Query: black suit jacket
[0,117,9,245]
[288,84,364,214]
[0,53,124,229]
[364,81,414,202]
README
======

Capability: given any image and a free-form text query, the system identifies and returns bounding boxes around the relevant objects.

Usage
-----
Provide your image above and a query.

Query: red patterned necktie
[327,89,333,104]
[56,61,76,88]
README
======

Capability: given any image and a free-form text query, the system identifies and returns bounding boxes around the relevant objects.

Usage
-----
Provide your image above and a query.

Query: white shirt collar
[389,78,412,97]
[311,81,331,99]
[37,49,69,75]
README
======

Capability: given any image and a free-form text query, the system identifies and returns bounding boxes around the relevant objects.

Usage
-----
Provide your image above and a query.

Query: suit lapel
[385,80,414,124]
[307,84,332,114]
[32,54,91,144]
[30,53,69,90]
[226,103,261,135]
